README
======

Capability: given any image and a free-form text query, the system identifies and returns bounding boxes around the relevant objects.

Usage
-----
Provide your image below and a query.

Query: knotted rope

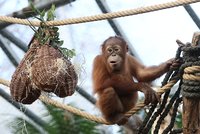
[180,44,200,97]
[138,45,182,134]
[0,0,199,26]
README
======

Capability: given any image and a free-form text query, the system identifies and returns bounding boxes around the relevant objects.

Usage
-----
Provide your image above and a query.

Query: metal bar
[0,38,19,67]
[76,86,96,104]
[0,29,28,52]
[184,5,200,29]
[95,0,140,59]
[95,0,121,36]
[0,88,47,127]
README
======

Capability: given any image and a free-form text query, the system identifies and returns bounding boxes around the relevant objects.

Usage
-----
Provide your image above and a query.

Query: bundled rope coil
[180,44,200,98]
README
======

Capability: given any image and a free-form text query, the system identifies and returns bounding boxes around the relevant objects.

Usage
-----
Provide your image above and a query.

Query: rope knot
[180,44,200,98]
[181,43,200,62]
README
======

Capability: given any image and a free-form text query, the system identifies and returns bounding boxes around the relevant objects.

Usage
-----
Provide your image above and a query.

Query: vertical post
[182,32,200,134]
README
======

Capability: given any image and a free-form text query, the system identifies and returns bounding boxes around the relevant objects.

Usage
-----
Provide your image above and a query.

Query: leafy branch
[30,4,76,59]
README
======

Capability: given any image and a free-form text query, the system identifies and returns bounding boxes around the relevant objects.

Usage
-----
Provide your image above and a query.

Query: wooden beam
[182,32,200,134]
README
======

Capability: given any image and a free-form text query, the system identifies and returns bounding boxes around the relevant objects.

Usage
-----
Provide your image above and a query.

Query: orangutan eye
[114,46,121,52]
[107,48,113,53]
[114,48,119,52]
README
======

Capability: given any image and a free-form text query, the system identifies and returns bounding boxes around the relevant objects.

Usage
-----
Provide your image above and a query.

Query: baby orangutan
[92,36,180,125]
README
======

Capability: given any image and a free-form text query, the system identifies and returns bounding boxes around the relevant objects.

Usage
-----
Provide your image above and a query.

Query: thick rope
[0,0,199,26]
[125,80,178,117]
[139,45,182,134]
[162,97,182,134]
[0,78,177,124]
[180,44,200,98]
[39,95,109,124]
[183,66,200,81]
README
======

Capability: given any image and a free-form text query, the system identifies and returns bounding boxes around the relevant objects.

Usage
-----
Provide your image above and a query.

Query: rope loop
[181,43,200,62]
[180,44,200,98]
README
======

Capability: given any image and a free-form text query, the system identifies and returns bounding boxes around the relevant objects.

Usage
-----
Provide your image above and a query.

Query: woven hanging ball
[10,36,78,104]
[31,44,78,97]
[10,44,41,104]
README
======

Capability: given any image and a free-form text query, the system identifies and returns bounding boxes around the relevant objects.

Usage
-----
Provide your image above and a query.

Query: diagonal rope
[0,0,199,26]
[125,79,178,117]
[0,78,177,124]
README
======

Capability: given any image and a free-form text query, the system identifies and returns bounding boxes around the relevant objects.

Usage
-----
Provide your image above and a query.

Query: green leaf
[40,10,46,18]
[28,20,37,33]
[52,27,59,32]
[56,32,59,37]
[30,2,37,13]
[43,35,50,44]
[57,40,64,46]
[51,4,56,12]
[71,49,76,56]
[47,5,56,21]
[30,4,76,58]
[59,48,76,58]
[30,2,41,15]
[34,16,44,22]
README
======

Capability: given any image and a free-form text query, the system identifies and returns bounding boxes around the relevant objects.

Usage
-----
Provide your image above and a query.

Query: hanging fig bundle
[10,5,78,104]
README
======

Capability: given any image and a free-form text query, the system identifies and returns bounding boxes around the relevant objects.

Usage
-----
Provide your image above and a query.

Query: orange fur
[92,36,173,125]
